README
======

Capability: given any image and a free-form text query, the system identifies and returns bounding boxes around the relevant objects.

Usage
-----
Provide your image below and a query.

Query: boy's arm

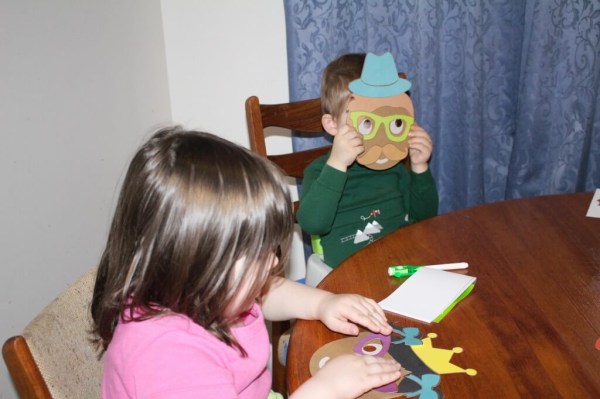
[409,169,439,220]
[406,123,438,220]
[296,159,347,235]
[407,123,432,174]
[297,123,362,234]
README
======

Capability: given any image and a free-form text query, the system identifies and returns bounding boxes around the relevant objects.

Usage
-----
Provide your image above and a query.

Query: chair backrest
[2,267,102,399]
[245,96,331,216]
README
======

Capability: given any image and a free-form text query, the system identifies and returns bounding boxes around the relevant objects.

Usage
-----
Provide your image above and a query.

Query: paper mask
[348,52,414,170]
[309,326,477,399]
[309,332,410,399]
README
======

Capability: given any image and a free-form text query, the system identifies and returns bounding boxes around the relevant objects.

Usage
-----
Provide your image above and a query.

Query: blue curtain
[284,0,600,213]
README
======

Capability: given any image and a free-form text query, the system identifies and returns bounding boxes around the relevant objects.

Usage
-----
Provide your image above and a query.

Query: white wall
[160,0,305,282]
[0,1,172,397]
[160,1,291,150]
[0,1,291,398]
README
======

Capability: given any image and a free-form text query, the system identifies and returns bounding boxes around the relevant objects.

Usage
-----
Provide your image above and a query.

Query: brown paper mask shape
[309,326,477,399]
[348,52,414,171]
[309,332,410,399]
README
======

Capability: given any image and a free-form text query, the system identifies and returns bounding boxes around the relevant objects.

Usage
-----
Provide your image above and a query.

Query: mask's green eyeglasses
[348,111,414,142]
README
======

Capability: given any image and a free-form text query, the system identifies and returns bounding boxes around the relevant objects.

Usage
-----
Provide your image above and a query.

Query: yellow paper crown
[411,333,477,376]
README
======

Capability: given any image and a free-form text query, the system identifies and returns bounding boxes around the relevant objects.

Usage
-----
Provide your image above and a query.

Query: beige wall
[161,1,291,149]
[0,1,290,397]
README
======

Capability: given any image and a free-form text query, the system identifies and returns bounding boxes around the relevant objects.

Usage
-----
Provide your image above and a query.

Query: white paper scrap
[586,189,600,218]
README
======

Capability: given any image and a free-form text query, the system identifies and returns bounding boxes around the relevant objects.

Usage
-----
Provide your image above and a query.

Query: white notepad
[379,267,476,323]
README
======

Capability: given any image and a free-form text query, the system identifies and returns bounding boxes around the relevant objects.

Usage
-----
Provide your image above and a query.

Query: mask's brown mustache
[357,146,382,165]
[357,143,408,165]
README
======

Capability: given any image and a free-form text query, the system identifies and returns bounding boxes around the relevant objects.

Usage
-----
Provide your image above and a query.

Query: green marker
[388,262,469,278]
[387,265,421,277]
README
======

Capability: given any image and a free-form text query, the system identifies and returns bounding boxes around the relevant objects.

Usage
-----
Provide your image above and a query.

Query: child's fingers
[330,319,360,336]
[409,135,433,154]
[321,294,392,336]
[408,132,432,145]
[409,125,432,142]
[362,354,402,371]
[360,314,393,335]
[409,142,431,155]
[361,356,403,385]
[347,300,392,334]
[339,127,364,150]
[316,354,401,398]
[358,297,389,322]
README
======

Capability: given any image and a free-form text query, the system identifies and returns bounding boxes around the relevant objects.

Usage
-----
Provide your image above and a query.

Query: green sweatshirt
[297,154,438,268]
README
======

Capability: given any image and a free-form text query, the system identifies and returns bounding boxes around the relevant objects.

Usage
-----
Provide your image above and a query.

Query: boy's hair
[321,53,366,118]
[91,127,293,353]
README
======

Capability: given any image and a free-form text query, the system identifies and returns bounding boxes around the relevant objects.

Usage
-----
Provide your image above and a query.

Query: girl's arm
[262,279,399,398]
[261,277,392,336]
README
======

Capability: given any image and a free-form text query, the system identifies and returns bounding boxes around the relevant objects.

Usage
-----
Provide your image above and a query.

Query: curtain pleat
[284,0,600,213]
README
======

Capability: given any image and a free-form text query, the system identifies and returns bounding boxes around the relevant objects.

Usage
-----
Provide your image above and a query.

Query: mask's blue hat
[349,52,411,97]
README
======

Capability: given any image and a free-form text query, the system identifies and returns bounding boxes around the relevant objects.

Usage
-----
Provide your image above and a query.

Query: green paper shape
[433,283,475,323]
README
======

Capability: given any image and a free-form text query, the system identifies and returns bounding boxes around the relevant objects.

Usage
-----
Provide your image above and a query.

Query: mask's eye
[361,340,384,355]
[358,118,374,135]
[318,356,330,369]
[389,119,405,135]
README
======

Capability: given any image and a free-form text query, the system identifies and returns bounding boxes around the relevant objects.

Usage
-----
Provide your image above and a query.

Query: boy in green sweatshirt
[297,52,438,268]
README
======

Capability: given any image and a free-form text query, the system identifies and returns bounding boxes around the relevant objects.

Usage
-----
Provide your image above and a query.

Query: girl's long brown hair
[91,127,293,353]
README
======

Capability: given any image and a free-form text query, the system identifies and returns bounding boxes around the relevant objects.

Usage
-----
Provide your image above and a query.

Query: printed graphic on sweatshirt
[340,210,410,245]
[340,209,383,245]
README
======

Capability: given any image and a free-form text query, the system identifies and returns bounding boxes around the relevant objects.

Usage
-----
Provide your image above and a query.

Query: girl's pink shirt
[102,303,271,399]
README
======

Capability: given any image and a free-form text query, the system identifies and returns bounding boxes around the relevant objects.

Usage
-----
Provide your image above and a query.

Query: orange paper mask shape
[348,52,414,170]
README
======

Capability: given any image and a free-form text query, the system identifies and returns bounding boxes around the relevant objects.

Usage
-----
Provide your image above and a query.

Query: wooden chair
[245,95,332,395]
[2,267,102,398]
[246,96,331,197]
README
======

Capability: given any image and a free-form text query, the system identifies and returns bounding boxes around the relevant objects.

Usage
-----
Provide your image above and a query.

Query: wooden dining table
[286,193,600,397]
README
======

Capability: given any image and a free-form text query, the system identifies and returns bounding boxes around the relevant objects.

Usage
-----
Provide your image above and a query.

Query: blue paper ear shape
[349,52,411,98]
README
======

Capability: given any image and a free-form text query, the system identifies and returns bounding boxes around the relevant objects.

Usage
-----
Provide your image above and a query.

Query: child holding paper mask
[298,52,438,268]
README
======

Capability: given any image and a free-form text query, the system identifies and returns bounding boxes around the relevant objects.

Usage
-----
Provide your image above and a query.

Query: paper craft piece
[310,332,411,399]
[309,326,477,399]
[586,188,600,218]
[348,52,414,171]
[379,268,476,323]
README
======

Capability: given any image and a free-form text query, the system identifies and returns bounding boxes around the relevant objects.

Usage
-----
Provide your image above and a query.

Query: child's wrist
[326,157,348,172]
[411,162,429,174]
[314,290,335,321]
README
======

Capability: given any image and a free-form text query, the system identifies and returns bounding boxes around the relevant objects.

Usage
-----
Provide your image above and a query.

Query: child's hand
[297,353,402,399]
[327,124,364,172]
[408,123,433,174]
[317,293,392,336]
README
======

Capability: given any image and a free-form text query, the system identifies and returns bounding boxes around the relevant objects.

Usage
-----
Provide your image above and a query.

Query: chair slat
[3,336,52,399]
